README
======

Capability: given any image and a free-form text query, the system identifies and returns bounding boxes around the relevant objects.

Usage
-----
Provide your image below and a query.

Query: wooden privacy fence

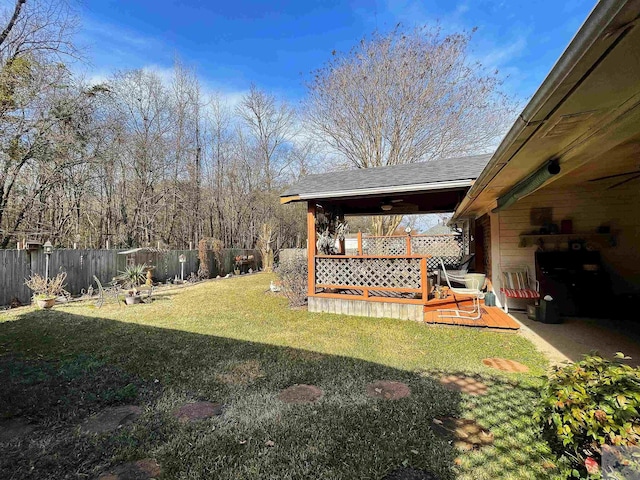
[0,248,260,307]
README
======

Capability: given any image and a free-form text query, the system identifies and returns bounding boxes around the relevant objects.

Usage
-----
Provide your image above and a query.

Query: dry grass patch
[216,360,265,385]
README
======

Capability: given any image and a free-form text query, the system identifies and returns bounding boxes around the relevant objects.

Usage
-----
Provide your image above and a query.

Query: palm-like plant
[116,264,148,293]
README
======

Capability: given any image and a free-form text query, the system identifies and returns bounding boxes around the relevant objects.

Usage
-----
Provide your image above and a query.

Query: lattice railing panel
[315,257,422,290]
[411,235,463,257]
[362,237,407,256]
[426,256,461,271]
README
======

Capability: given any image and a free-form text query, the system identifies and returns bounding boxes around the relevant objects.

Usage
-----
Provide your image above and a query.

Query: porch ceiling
[313,188,468,216]
[454,0,640,218]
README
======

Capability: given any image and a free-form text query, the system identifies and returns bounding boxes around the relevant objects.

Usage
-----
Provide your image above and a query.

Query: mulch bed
[277,384,324,404]
[97,458,161,480]
[482,358,529,373]
[173,401,224,423]
[366,381,411,400]
[432,417,494,451]
[439,375,488,396]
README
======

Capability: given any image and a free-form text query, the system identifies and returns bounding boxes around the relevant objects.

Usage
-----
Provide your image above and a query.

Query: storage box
[539,299,561,324]
[527,304,539,320]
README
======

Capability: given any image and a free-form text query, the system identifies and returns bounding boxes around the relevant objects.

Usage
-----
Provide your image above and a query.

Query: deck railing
[314,255,429,304]
[354,233,465,270]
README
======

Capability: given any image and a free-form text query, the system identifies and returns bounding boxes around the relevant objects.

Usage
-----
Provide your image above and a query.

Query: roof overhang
[280,179,473,204]
[453,0,640,219]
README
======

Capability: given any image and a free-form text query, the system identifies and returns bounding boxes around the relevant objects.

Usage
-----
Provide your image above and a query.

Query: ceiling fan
[380,198,419,212]
[380,198,404,211]
[589,168,640,189]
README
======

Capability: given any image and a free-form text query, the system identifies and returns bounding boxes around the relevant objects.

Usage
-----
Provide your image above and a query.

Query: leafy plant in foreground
[535,353,640,478]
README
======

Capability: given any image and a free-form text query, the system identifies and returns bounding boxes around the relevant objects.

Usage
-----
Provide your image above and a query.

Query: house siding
[491,181,640,308]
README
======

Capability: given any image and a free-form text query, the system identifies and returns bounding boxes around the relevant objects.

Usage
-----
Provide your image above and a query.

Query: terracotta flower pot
[36,297,56,309]
[125,295,141,305]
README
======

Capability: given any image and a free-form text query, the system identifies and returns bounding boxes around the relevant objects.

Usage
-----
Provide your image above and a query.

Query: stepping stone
[482,358,529,373]
[432,417,494,451]
[173,401,223,423]
[0,418,35,443]
[82,405,142,434]
[366,381,411,400]
[440,375,488,396]
[277,384,324,404]
[97,458,161,480]
[383,467,441,480]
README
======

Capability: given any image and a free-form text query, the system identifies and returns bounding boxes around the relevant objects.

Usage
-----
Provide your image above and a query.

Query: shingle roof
[281,154,492,199]
[423,224,455,235]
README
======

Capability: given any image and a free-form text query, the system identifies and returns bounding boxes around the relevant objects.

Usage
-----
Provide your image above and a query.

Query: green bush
[535,353,640,477]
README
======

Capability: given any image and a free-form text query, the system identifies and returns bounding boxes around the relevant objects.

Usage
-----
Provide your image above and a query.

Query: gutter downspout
[454,0,631,219]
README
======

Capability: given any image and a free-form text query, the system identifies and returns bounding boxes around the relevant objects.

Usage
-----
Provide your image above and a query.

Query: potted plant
[116,264,148,305]
[25,272,69,309]
[234,255,242,275]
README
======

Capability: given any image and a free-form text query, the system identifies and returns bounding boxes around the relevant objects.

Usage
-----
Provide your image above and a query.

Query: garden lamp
[43,240,53,282]
[179,254,186,282]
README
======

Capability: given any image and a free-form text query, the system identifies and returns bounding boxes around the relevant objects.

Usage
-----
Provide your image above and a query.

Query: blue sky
[75,0,596,104]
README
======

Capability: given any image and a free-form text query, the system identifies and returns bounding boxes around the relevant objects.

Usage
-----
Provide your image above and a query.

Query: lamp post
[179,254,186,282]
[43,240,53,282]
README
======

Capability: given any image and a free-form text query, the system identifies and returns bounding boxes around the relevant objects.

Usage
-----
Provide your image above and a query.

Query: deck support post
[406,234,412,255]
[420,257,428,303]
[307,202,317,296]
[357,231,363,256]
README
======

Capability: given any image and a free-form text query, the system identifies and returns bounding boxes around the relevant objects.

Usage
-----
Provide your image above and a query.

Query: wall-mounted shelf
[518,233,616,248]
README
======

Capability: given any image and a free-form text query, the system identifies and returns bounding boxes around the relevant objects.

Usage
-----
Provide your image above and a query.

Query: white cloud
[82,18,161,51]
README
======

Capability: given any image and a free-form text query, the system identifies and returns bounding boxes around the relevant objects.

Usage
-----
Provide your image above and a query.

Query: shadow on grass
[427,370,559,479]
[0,309,463,480]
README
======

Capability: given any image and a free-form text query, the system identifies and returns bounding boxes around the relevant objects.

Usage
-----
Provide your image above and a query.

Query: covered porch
[281,156,520,330]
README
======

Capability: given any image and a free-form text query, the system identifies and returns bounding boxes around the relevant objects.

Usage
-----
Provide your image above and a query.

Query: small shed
[117,247,164,269]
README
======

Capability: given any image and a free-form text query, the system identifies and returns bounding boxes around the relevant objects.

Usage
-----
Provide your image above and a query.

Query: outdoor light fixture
[492,158,561,213]
[43,240,53,282]
[381,203,393,211]
[179,254,186,282]
[405,226,412,234]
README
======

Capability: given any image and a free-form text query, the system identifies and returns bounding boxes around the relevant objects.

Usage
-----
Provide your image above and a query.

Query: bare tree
[237,85,295,191]
[304,26,516,235]
[0,0,80,247]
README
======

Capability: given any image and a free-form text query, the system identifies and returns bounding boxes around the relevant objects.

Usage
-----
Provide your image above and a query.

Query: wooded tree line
[0,1,515,250]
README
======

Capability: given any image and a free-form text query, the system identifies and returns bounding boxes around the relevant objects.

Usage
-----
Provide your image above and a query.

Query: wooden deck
[424,300,520,330]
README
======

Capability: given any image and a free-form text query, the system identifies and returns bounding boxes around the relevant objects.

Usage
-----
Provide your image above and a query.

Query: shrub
[25,272,69,300]
[276,253,308,307]
[535,353,640,477]
[116,264,148,291]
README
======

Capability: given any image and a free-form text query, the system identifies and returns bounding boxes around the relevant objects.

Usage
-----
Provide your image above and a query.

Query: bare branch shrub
[276,254,308,307]
[24,272,69,299]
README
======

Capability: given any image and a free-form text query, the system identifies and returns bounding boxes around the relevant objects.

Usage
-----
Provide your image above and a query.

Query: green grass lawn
[0,273,564,479]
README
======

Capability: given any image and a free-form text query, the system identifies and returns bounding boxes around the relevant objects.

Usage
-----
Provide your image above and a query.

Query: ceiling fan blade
[607,173,640,190]
[589,170,640,182]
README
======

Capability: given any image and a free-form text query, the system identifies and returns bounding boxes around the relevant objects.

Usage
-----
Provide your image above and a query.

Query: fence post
[357,231,363,256]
